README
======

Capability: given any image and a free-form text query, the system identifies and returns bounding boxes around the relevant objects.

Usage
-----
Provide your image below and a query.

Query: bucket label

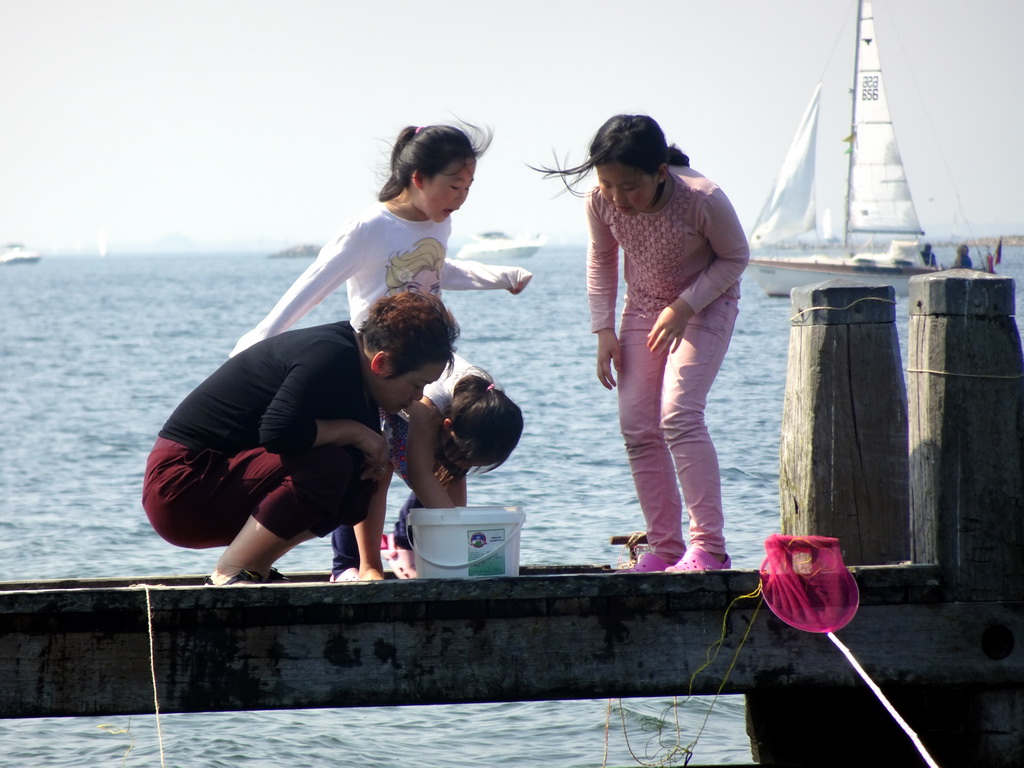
[467,528,506,577]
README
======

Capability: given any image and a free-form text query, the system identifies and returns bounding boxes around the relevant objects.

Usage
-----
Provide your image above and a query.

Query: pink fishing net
[760,534,860,633]
[760,535,942,767]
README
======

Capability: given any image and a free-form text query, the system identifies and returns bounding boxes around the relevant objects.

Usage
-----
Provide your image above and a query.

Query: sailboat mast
[843,0,865,248]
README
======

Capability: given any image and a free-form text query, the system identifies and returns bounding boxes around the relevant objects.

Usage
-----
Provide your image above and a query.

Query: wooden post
[748,280,914,766]
[906,269,1024,766]
[908,269,1024,598]
[777,280,909,564]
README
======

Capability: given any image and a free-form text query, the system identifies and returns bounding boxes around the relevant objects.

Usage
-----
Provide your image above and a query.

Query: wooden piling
[906,269,1024,766]
[777,280,909,564]
[908,269,1024,600]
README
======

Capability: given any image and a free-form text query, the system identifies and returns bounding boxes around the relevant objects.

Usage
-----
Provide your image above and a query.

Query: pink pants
[616,293,738,561]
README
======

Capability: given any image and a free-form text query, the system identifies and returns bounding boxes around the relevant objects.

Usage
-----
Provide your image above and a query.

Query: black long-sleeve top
[159,322,379,455]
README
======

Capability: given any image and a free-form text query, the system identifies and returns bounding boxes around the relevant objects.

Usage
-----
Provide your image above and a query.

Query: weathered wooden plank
[0,564,612,593]
[1,566,1021,720]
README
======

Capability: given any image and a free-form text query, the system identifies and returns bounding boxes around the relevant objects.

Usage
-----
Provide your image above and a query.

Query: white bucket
[407,506,525,578]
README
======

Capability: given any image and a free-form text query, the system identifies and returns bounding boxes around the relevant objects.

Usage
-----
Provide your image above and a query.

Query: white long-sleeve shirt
[231,203,532,356]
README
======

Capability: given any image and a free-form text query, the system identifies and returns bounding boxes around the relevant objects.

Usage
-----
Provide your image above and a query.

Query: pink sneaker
[617,552,674,573]
[390,548,417,579]
[383,533,417,578]
[666,548,731,572]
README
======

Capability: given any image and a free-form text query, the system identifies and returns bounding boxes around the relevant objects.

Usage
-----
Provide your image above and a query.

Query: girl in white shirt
[231,122,531,356]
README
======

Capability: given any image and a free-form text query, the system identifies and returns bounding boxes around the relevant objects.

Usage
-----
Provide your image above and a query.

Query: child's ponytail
[378,123,492,202]
[435,373,523,483]
[533,114,689,194]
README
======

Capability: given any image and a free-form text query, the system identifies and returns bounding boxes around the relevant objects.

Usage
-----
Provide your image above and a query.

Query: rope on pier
[789,295,896,323]
[906,367,1024,379]
[142,586,168,768]
[121,584,168,767]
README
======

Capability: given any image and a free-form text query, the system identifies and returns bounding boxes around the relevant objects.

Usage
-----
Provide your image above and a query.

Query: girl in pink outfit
[541,115,749,572]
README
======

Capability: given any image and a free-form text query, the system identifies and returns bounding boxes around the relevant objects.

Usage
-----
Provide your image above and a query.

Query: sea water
[1,246,1020,766]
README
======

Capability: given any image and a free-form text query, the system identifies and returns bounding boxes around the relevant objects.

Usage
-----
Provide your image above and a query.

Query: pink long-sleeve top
[586,167,750,332]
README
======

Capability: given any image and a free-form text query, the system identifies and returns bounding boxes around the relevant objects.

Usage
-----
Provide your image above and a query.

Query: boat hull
[0,248,42,265]
[747,256,939,297]
[456,243,543,260]
[455,233,547,261]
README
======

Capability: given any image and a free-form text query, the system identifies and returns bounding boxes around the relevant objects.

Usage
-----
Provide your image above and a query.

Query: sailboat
[746,0,940,297]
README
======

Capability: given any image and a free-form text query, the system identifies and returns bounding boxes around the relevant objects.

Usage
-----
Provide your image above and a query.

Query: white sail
[845,0,922,238]
[745,0,937,298]
[749,82,820,246]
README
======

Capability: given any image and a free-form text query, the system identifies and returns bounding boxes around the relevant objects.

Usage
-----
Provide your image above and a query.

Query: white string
[143,586,168,768]
[827,632,940,768]
[906,367,1023,380]
[789,295,897,323]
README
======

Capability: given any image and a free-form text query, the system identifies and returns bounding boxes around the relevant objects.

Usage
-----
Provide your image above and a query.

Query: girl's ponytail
[435,373,523,482]
[668,144,690,168]
[378,122,492,202]
[533,114,689,193]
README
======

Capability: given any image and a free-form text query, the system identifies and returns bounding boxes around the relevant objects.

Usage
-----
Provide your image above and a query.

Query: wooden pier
[1,270,1021,766]
[4,564,1016,713]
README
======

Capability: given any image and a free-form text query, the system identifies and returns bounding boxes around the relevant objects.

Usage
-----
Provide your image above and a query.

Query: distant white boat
[455,232,547,260]
[0,244,42,266]
[746,0,940,297]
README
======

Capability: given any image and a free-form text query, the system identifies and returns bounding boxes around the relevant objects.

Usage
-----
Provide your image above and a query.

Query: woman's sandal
[205,567,291,585]
[204,569,263,585]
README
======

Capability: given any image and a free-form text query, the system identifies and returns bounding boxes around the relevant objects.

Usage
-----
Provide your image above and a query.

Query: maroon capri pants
[142,437,376,548]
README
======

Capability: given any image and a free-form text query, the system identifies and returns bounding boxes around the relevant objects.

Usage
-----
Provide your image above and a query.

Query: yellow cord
[602,585,764,766]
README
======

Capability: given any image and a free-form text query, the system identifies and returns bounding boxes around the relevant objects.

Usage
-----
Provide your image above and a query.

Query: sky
[2,0,1022,254]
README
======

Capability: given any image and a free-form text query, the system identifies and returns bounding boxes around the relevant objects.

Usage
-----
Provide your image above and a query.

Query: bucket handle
[410,520,523,571]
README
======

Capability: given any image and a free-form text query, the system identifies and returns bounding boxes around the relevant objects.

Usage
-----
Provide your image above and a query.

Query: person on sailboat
[536,114,749,572]
[919,243,937,267]
[953,244,973,269]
